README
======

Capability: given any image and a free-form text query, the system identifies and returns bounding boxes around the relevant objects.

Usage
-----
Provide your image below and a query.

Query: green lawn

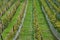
[34,0,55,40]
[17,0,33,40]
[2,2,23,39]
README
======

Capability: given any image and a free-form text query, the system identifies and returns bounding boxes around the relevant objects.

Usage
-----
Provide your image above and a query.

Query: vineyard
[0,0,60,40]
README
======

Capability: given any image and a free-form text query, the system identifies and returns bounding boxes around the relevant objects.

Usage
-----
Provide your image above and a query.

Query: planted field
[0,0,60,40]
